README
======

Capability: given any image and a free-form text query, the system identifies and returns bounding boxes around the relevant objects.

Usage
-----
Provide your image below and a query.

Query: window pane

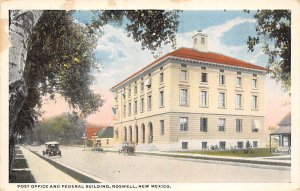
[180,89,188,106]
[180,70,187,81]
[200,91,207,107]
[219,93,225,107]
[236,94,242,108]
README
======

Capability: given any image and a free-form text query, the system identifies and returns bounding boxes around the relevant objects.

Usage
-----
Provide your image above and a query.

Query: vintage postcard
[1,0,300,191]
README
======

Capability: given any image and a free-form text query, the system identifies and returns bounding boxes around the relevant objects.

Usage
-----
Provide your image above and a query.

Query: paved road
[21,146,79,183]
[30,146,290,183]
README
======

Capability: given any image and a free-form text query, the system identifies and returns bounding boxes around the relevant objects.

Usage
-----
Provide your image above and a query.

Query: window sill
[235,108,243,110]
[200,82,208,85]
[159,105,165,108]
[252,108,259,111]
[218,107,227,109]
[199,105,209,108]
[179,104,190,107]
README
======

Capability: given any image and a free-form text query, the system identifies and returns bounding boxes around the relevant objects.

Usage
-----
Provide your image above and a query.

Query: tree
[9,10,180,172]
[247,10,291,90]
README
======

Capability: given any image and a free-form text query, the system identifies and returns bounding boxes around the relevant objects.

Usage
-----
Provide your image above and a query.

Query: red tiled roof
[86,124,107,139]
[111,47,267,90]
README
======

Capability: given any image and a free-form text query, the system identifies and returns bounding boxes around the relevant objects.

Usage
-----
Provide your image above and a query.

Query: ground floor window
[106,139,109,145]
[202,142,207,149]
[182,142,188,149]
[237,141,244,149]
[253,141,258,148]
[219,141,226,150]
[282,135,289,146]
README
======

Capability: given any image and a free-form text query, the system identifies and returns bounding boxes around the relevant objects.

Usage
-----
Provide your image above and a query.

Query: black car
[42,141,62,157]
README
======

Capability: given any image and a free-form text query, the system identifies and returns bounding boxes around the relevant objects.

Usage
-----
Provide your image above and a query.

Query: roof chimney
[192,30,208,52]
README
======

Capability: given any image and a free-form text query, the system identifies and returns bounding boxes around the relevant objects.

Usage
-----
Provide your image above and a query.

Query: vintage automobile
[42,141,62,157]
[118,142,135,155]
[92,143,105,153]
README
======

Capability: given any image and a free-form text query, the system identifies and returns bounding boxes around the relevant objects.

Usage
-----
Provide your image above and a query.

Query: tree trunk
[9,10,42,173]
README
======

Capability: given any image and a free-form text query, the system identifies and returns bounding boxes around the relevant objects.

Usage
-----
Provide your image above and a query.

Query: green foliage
[247,10,291,90]
[25,113,85,145]
[89,10,181,51]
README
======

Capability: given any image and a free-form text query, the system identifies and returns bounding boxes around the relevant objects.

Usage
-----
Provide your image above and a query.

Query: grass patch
[175,148,276,158]
[9,170,36,183]
[12,158,28,169]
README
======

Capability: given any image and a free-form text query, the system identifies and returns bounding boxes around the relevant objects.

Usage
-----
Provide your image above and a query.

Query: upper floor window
[201,72,208,83]
[147,94,152,110]
[160,90,164,107]
[134,85,137,94]
[236,94,242,109]
[140,97,144,112]
[140,82,144,92]
[252,120,259,132]
[160,72,164,83]
[236,119,243,132]
[236,77,242,87]
[180,70,188,81]
[128,102,132,116]
[218,118,225,132]
[134,100,138,114]
[160,120,165,135]
[218,92,226,108]
[252,95,258,110]
[252,79,258,89]
[180,89,188,106]
[219,75,225,85]
[180,117,188,131]
[123,104,126,117]
[200,90,208,107]
[201,37,205,44]
[128,88,131,97]
[200,117,208,132]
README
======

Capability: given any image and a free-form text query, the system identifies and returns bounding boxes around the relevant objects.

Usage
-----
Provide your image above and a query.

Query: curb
[136,152,291,167]
[28,149,109,183]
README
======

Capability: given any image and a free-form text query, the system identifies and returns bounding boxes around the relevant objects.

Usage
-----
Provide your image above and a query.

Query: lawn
[176,148,276,158]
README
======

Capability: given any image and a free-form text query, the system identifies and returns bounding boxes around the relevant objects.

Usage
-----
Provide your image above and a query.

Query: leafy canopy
[18,10,181,134]
[247,10,291,90]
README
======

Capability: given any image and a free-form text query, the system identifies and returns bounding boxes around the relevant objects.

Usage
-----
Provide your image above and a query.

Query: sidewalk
[104,147,291,167]
[21,146,79,183]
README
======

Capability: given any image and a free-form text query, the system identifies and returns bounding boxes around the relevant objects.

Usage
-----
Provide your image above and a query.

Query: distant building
[85,124,106,139]
[96,126,115,148]
[270,112,291,152]
[111,31,267,151]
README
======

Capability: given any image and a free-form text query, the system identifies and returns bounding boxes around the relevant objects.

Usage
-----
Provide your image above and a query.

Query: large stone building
[111,31,267,151]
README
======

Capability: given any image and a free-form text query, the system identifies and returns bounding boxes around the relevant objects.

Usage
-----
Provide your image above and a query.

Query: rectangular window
[237,142,244,149]
[140,82,144,92]
[160,90,164,107]
[147,95,152,110]
[160,72,164,83]
[236,94,242,109]
[253,141,258,148]
[218,92,225,108]
[219,141,226,150]
[160,120,164,135]
[134,100,137,114]
[219,75,225,85]
[134,86,137,94]
[201,37,205,44]
[180,70,188,81]
[140,98,144,112]
[123,104,126,117]
[182,142,188,149]
[128,88,131,97]
[201,72,208,83]
[252,95,258,110]
[202,142,207,149]
[180,117,188,131]
[252,120,259,132]
[218,118,225,132]
[252,79,257,89]
[128,102,131,116]
[180,89,188,106]
[200,117,208,132]
[236,77,242,87]
[200,90,208,107]
[236,119,243,132]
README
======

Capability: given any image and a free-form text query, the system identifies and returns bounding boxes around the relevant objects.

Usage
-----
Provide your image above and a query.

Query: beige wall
[112,58,266,150]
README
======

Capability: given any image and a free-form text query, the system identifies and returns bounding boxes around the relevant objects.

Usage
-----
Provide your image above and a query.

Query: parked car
[118,142,135,155]
[42,141,62,157]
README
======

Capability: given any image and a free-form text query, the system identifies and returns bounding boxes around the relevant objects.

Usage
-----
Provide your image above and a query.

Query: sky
[41,10,290,129]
